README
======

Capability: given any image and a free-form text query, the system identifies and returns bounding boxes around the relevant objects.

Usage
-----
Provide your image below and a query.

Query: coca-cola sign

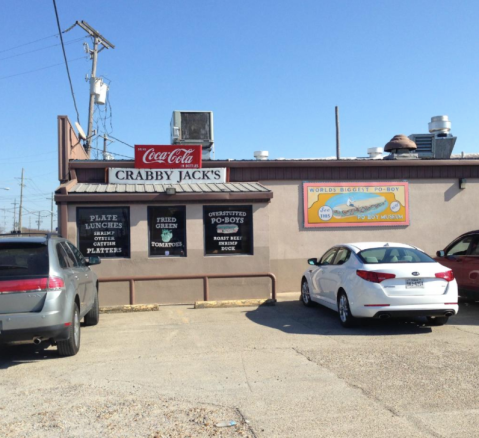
[135,145,202,169]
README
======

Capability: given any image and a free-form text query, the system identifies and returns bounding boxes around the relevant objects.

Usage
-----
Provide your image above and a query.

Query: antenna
[75,122,87,141]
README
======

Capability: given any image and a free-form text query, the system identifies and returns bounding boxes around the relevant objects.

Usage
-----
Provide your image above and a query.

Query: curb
[100,304,160,314]
[194,299,276,309]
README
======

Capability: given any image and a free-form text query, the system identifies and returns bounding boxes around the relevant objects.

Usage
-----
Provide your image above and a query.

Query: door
[56,242,79,304]
[458,236,479,294]
[311,248,338,304]
[67,242,94,308]
[438,235,477,291]
[64,242,89,312]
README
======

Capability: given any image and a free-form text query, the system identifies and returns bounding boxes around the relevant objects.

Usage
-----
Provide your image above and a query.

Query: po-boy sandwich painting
[303,182,409,228]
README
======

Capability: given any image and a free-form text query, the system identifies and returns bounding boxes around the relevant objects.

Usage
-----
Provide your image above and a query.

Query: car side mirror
[308,258,318,266]
[86,256,101,266]
[436,250,445,257]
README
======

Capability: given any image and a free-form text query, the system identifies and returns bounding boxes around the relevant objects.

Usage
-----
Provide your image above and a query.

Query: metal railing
[98,272,277,305]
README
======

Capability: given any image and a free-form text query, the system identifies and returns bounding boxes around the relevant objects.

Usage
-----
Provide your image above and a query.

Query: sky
[1,0,479,232]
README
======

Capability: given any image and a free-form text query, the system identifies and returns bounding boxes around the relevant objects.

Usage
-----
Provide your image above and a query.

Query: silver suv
[0,233,100,356]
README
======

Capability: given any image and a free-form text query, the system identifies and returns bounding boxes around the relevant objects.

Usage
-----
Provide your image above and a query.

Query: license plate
[406,279,424,288]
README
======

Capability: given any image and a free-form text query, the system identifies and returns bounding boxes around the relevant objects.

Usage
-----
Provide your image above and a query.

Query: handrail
[98,272,277,305]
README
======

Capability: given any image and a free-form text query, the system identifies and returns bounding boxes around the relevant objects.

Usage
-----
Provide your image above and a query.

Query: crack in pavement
[291,347,446,438]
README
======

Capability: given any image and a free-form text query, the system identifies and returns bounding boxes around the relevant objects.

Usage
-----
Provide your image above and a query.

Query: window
[320,248,337,266]
[203,206,253,256]
[0,242,49,277]
[358,247,435,264]
[148,206,187,257]
[447,235,476,256]
[77,207,130,259]
[334,248,351,265]
[66,241,87,267]
[56,243,72,269]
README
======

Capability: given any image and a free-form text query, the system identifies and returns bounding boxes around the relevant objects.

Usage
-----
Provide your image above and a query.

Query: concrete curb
[194,298,276,309]
[100,304,160,314]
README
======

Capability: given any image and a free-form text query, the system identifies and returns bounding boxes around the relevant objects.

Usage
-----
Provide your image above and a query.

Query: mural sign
[303,182,409,228]
[148,206,187,257]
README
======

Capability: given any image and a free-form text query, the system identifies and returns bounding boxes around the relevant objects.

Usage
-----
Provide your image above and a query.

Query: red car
[435,231,479,300]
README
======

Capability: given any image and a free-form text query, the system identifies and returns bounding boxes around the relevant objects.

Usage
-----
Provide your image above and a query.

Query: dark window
[334,248,351,265]
[60,242,76,268]
[56,243,71,269]
[0,242,49,278]
[148,206,187,257]
[358,247,435,264]
[66,241,86,267]
[203,205,253,256]
[77,207,130,259]
[320,248,337,266]
[446,235,477,256]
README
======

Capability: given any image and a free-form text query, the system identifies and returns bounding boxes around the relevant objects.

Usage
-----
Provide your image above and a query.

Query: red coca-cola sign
[135,145,202,169]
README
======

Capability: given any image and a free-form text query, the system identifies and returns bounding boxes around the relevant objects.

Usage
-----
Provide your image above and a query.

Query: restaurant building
[55,115,479,306]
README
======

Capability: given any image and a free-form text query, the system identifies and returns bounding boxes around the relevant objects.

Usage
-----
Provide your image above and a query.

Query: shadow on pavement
[243,297,479,336]
[0,342,59,370]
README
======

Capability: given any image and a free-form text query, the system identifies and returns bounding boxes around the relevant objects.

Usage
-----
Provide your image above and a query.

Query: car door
[458,235,479,294]
[311,248,338,305]
[67,242,94,309]
[437,235,476,291]
[322,247,352,305]
[64,242,89,312]
[56,242,79,298]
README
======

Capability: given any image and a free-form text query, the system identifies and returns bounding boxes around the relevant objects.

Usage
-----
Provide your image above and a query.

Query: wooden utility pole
[335,106,341,160]
[15,168,25,232]
[12,199,17,232]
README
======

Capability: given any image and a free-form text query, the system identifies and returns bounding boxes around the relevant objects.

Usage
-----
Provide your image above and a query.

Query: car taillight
[47,276,65,289]
[356,270,396,283]
[0,276,65,294]
[0,278,49,293]
[435,271,455,282]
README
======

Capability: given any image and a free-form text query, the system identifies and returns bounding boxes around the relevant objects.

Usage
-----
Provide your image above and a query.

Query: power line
[108,135,135,149]
[0,33,59,54]
[0,56,87,80]
[0,37,86,62]
[52,0,81,124]
[89,144,133,159]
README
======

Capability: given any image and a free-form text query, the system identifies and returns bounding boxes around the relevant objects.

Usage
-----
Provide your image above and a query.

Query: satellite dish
[75,122,87,141]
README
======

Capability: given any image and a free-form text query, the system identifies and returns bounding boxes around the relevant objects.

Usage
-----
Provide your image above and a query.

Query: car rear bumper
[0,323,70,343]
[373,308,457,319]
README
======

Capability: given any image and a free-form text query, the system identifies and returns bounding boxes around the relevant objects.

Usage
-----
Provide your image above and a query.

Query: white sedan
[301,242,458,327]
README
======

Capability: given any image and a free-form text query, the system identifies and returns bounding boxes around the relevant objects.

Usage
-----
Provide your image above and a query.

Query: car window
[447,236,475,256]
[66,242,86,267]
[469,237,479,256]
[61,242,78,268]
[0,242,49,277]
[56,243,72,269]
[358,247,435,264]
[334,248,351,265]
[320,248,337,266]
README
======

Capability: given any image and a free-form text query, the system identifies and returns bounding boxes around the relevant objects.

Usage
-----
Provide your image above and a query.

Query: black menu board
[77,207,130,258]
[203,205,253,256]
[148,206,187,257]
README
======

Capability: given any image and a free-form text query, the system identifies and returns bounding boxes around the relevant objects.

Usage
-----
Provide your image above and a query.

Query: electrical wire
[0,56,87,80]
[52,0,81,124]
[0,37,86,62]
[108,135,135,149]
[88,144,133,159]
[0,33,59,54]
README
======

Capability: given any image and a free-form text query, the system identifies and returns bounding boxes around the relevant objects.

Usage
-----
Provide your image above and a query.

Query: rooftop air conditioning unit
[170,111,214,160]
[408,116,456,159]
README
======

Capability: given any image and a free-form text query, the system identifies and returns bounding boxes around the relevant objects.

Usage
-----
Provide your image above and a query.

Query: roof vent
[254,151,269,161]
[367,147,383,159]
[384,135,418,160]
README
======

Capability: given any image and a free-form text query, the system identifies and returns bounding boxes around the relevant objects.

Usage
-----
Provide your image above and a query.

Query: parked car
[301,242,458,327]
[435,231,479,300]
[0,233,100,356]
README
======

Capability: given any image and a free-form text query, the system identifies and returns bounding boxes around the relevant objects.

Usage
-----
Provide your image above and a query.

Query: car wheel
[84,287,100,326]
[57,303,81,357]
[427,316,449,326]
[301,280,313,307]
[338,291,355,328]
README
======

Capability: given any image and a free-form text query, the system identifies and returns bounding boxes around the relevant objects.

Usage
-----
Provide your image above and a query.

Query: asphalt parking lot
[1,293,479,438]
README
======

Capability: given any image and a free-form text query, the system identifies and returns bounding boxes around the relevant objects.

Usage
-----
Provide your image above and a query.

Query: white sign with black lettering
[108,168,227,184]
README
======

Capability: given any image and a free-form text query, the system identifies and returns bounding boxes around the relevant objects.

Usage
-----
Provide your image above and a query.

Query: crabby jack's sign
[109,168,227,184]
[303,182,409,228]
[135,145,202,169]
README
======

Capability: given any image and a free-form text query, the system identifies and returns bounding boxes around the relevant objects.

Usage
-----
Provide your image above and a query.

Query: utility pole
[15,168,25,232]
[37,212,41,231]
[335,106,341,160]
[12,199,17,232]
[67,21,115,155]
[46,193,54,231]
[29,216,32,232]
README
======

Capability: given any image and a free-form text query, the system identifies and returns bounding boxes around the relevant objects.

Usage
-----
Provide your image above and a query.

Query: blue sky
[1,0,479,231]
